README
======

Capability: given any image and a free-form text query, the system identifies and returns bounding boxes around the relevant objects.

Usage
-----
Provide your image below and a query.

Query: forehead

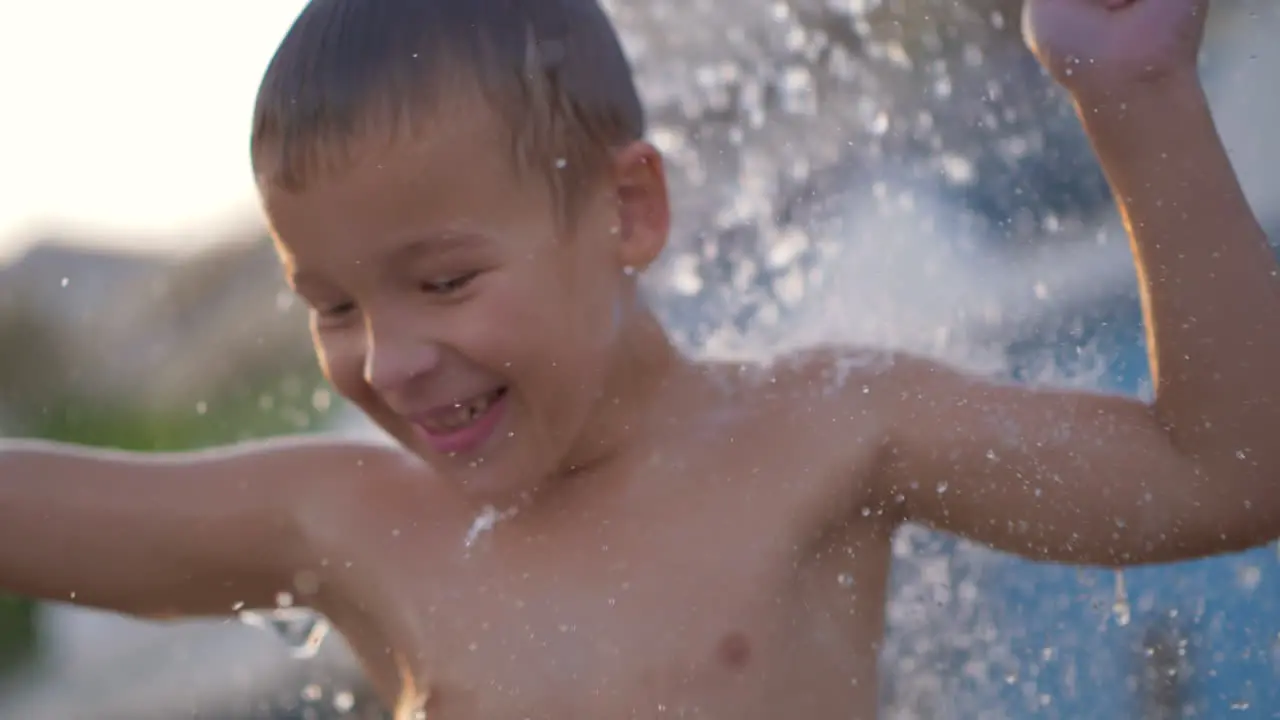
[262,101,555,270]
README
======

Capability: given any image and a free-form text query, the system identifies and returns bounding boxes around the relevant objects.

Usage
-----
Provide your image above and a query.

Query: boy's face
[261,100,669,498]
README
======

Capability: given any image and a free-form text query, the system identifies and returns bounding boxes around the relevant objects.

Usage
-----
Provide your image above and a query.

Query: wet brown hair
[250,0,645,208]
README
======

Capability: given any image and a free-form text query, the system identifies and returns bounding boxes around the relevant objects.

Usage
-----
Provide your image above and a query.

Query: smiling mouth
[416,387,508,435]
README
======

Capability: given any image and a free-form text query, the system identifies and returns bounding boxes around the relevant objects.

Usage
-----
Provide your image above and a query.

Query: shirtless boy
[3,0,1277,717]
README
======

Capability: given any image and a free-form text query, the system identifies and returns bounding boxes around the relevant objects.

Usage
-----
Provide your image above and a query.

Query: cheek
[312,331,373,404]
[459,281,597,414]
[496,273,600,357]
[456,283,566,374]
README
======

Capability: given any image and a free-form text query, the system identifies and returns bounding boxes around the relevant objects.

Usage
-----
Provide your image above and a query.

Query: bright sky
[2,1,1277,265]
[0,1,307,258]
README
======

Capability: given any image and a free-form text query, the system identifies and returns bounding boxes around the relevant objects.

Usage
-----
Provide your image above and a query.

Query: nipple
[717,631,753,670]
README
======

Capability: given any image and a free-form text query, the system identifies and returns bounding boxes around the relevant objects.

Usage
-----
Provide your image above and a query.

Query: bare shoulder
[761,343,998,424]
[742,345,1013,492]
[705,343,903,406]
[728,343,907,422]
[698,345,905,520]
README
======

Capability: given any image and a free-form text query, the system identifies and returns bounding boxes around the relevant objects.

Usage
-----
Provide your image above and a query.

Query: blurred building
[0,232,314,416]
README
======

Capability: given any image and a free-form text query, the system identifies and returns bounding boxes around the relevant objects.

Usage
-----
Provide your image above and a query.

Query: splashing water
[238,591,330,660]
[239,607,332,660]
[464,505,520,548]
[1111,571,1131,628]
[607,0,1123,715]
[603,0,1280,717]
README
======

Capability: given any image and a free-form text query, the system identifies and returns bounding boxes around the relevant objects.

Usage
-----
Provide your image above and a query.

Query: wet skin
[263,99,896,718]
[304,360,896,719]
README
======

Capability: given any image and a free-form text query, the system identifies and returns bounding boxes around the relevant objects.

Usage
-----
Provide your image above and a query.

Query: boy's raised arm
[0,436,388,617]
[853,0,1280,566]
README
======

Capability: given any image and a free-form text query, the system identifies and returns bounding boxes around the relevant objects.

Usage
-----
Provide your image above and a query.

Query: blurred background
[1,0,1278,717]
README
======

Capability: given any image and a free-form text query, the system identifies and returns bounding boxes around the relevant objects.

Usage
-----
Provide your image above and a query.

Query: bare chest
[322,399,892,719]
[330,495,888,720]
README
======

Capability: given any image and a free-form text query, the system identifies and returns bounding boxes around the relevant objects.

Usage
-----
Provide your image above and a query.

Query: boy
[3,0,1278,717]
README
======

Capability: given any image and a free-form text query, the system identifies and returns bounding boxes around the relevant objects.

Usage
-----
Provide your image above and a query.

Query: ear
[611,141,670,272]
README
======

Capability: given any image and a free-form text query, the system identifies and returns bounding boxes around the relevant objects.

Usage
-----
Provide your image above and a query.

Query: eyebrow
[288,233,488,287]
[388,232,488,264]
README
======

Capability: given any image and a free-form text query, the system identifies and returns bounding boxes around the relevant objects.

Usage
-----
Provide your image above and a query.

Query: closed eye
[322,301,358,315]
[317,300,357,319]
[420,271,479,295]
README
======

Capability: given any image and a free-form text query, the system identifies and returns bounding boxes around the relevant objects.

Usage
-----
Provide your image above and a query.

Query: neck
[559,297,685,476]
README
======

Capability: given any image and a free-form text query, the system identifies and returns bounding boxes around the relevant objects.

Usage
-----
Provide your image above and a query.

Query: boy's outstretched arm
[860,0,1280,566]
[0,437,392,617]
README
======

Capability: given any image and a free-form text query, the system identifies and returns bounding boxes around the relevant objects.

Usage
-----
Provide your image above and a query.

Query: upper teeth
[434,392,497,431]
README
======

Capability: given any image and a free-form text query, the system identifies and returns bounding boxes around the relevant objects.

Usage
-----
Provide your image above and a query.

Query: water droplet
[311,388,332,412]
[869,111,889,135]
[1238,564,1262,591]
[837,573,855,588]
[1112,571,1131,627]
[60,277,69,287]
[333,691,356,712]
[239,608,331,658]
[464,505,519,547]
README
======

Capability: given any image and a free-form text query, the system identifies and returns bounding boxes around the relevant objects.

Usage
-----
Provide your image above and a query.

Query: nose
[362,321,442,394]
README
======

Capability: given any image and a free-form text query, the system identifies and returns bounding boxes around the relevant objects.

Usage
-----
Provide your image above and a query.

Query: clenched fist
[1023,0,1209,97]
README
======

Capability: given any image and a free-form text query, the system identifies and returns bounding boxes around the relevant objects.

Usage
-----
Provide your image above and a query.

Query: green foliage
[0,595,36,673]
[24,367,337,452]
